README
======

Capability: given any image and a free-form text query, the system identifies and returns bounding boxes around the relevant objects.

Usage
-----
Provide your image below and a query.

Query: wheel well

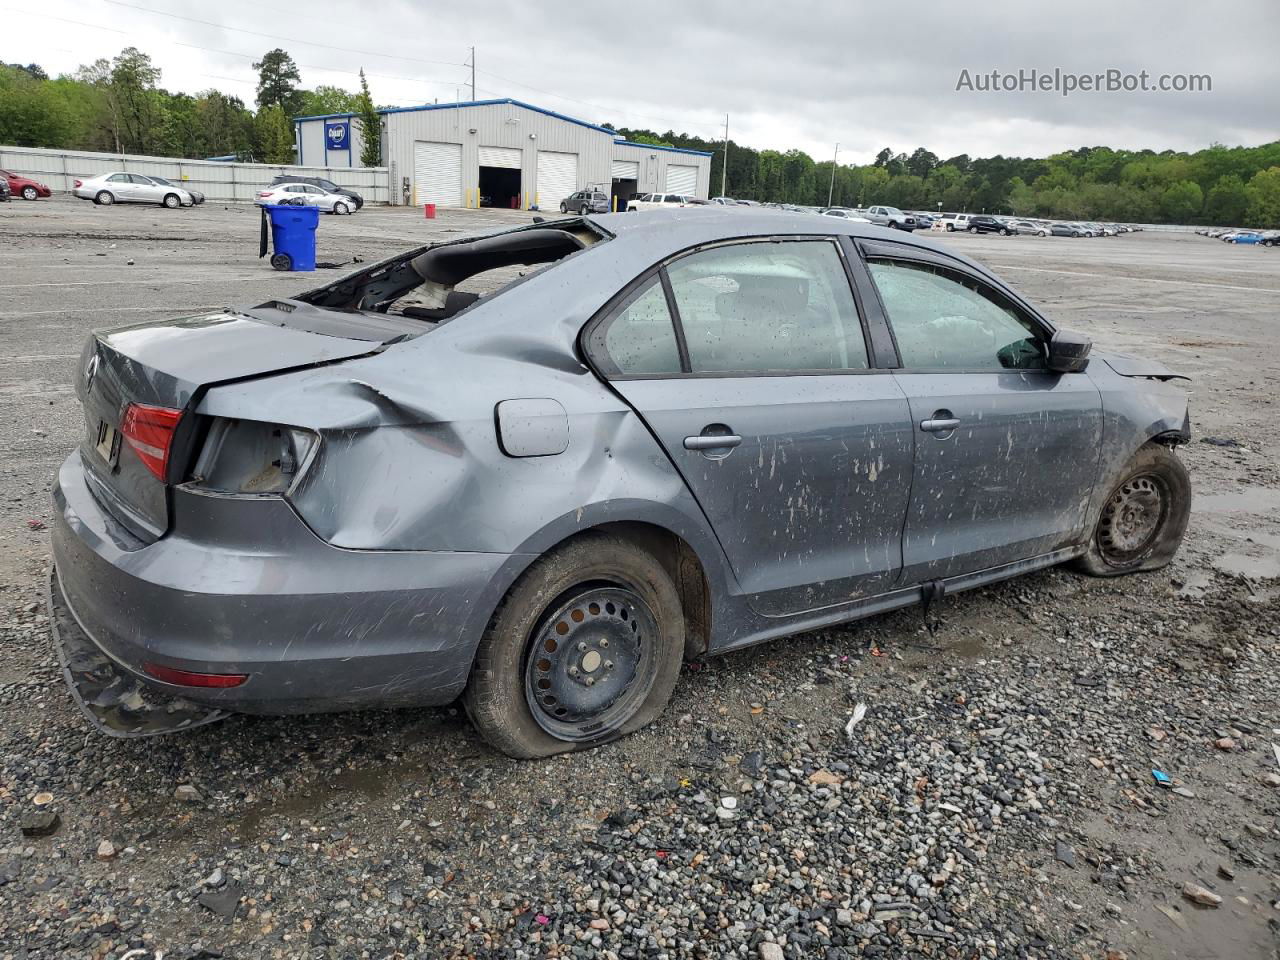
[551,522,711,659]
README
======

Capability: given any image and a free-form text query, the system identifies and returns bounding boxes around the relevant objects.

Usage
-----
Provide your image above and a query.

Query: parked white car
[627,193,695,211]
[820,208,872,222]
[256,182,357,214]
[72,172,194,208]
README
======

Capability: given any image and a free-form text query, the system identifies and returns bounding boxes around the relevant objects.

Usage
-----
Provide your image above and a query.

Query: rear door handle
[684,435,742,450]
[920,418,960,433]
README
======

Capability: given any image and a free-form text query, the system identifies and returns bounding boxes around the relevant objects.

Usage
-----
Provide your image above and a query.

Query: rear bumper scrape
[47,568,228,738]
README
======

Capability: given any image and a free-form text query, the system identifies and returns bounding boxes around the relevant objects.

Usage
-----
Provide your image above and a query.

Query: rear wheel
[1075,443,1190,576]
[95,191,114,206]
[162,193,180,208]
[464,534,684,758]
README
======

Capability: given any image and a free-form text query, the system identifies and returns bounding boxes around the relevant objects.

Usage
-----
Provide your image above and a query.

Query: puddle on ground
[1195,487,1280,515]
[1212,551,1280,580]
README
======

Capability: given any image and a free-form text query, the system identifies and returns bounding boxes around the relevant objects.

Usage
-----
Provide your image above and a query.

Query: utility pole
[469,47,476,101]
[827,142,839,207]
[721,114,729,198]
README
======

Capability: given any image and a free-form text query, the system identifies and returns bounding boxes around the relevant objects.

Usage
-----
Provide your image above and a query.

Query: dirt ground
[0,197,1277,959]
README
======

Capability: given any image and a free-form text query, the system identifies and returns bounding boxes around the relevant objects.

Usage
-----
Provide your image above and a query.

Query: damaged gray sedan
[50,210,1192,757]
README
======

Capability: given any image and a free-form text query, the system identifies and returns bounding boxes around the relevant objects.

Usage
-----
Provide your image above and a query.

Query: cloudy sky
[14,0,1280,162]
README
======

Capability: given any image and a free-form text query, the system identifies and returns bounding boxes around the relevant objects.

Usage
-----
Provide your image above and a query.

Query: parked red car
[1,170,52,201]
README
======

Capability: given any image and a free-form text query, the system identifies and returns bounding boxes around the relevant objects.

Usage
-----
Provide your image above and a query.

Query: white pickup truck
[627,193,695,211]
[939,213,972,232]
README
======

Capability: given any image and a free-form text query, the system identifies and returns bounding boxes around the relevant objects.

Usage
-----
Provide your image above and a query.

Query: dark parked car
[967,215,1012,235]
[0,178,9,201]
[268,175,363,209]
[1,169,51,200]
[1049,223,1081,237]
[50,211,1191,757]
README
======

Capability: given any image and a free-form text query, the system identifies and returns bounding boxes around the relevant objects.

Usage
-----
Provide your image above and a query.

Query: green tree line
[3,46,1277,226]
[608,128,1280,228]
[0,48,380,166]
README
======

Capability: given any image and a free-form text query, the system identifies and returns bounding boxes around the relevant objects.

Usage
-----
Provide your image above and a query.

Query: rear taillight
[144,662,248,688]
[257,190,271,197]
[121,403,183,481]
[74,179,82,188]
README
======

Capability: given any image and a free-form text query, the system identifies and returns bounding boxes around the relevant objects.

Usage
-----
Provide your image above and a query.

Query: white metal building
[294,98,713,209]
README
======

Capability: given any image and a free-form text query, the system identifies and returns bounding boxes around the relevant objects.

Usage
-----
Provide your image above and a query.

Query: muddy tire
[1075,443,1191,577]
[95,191,114,206]
[464,533,684,759]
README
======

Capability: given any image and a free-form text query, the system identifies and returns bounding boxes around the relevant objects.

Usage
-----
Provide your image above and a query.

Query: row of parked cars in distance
[1195,226,1279,245]
[58,172,364,212]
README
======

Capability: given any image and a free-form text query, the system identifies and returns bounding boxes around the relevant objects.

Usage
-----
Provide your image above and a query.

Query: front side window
[587,279,682,377]
[867,259,1045,370]
[666,240,869,374]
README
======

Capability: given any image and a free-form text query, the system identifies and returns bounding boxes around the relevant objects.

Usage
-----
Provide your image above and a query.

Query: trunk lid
[76,309,380,542]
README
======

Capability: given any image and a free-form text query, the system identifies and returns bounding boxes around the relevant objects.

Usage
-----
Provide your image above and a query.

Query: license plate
[94,421,119,467]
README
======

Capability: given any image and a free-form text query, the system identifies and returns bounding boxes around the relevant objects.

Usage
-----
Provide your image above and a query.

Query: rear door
[585,237,914,616]
[855,241,1102,582]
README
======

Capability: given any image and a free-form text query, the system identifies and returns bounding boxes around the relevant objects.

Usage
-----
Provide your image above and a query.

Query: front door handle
[920,417,960,433]
[684,434,742,450]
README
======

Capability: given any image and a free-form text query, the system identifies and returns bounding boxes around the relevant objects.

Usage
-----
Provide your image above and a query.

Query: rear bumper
[51,449,518,718]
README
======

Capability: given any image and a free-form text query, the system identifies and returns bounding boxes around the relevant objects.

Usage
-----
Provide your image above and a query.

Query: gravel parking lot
[1,198,1278,960]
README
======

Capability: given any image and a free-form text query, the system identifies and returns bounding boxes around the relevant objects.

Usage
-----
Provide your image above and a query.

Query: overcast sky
[14,0,1280,162]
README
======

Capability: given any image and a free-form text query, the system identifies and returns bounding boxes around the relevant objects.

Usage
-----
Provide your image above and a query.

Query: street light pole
[827,142,839,207]
[721,114,729,198]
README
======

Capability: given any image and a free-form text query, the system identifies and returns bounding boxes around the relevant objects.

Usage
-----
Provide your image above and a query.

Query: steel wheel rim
[1098,473,1168,564]
[524,585,657,741]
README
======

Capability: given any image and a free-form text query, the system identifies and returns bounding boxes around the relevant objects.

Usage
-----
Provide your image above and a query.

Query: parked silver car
[50,211,1191,757]
[560,190,610,214]
[73,172,195,207]
[256,182,356,214]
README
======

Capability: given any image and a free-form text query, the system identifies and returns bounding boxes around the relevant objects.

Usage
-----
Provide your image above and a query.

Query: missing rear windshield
[298,220,606,325]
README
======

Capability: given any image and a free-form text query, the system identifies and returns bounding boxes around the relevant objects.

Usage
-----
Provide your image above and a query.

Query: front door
[586,238,914,616]
[860,253,1103,582]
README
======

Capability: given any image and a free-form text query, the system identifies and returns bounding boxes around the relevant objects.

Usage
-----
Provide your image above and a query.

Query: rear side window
[867,260,1045,370]
[587,279,682,377]
[666,240,869,373]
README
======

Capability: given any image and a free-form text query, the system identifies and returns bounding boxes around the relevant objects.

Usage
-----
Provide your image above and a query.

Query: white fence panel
[0,145,389,203]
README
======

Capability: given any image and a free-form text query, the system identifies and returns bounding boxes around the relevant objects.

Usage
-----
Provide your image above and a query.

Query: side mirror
[1046,328,1092,373]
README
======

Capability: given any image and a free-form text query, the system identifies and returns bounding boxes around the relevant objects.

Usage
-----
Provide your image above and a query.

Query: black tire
[945,224,954,231]
[162,193,180,208]
[333,201,349,215]
[1075,443,1191,577]
[580,204,590,215]
[968,226,976,233]
[559,202,567,213]
[95,191,114,206]
[270,253,292,271]
[1000,228,1010,235]
[21,186,38,201]
[464,533,685,759]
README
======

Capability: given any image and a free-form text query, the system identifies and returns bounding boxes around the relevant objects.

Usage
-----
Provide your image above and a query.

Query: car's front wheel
[333,201,349,215]
[559,202,568,213]
[21,186,38,201]
[1076,443,1190,577]
[464,533,685,758]
[162,193,180,208]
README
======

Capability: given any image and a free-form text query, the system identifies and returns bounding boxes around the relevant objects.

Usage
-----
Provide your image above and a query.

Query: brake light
[121,403,183,480]
[74,179,82,188]
[144,662,248,688]
[257,190,271,196]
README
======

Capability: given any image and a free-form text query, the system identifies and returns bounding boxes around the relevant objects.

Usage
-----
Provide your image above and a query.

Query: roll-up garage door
[413,141,462,206]
[536,151,578,208]
[611,159,639,180]
[666,164,697,195]
[479,146,521,169]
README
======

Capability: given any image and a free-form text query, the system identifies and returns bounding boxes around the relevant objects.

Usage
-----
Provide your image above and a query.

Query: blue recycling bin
[260,204,319,271]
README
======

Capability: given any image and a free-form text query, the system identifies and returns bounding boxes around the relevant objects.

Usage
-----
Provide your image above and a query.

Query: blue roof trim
[296,98,616,135]
[376,98,618,135]
[294,111,358,122]
[614,140,714,158]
